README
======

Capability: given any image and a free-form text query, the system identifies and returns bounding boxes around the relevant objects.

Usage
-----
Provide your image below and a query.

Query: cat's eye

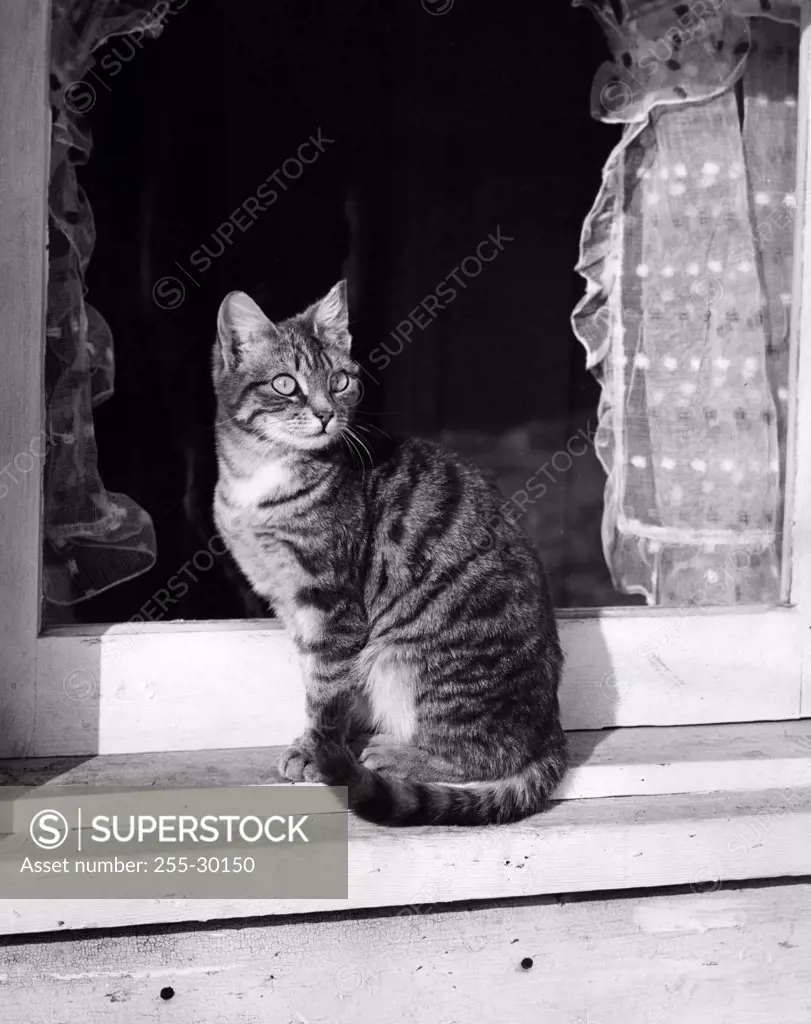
[331,371,351,393]
[271,374,297,396]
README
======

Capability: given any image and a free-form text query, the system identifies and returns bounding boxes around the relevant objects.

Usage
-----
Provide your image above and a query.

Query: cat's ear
[310,280,351,352]
[216,291,274,371]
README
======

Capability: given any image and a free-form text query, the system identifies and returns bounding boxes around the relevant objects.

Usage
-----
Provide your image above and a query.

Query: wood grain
[1,881,809,1023]
[2,786,811,936]
[2,720,811,801]
[32,607,805,756]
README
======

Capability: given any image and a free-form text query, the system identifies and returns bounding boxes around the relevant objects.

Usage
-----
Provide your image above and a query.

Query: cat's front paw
[279,733,325,783]
[359,735,416,775]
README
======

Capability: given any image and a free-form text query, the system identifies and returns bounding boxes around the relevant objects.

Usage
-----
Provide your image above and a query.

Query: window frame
[1,0,810,761]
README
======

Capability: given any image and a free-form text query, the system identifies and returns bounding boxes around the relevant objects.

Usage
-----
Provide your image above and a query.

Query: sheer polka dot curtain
[572,0,799,605]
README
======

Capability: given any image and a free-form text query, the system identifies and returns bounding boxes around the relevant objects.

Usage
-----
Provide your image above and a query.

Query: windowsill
[2,720,811,936]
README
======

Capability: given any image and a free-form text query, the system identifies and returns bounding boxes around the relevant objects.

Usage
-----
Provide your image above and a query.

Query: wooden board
[32,607,805,756]
[2,786,811,936]
[1,881,810,1023]
[3,720,811,802]
[787,4,811,718]
[0,0,49,759]
[561,719,811,798]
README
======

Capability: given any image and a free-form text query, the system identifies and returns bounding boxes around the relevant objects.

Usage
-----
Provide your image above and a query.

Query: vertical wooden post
[781,4,811,716]
[0,0,49,756]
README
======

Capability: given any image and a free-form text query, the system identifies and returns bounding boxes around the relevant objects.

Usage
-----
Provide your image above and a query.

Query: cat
[212,281,567,826]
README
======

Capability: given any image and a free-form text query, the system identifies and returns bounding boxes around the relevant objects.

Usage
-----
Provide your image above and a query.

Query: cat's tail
[312,695,567,827]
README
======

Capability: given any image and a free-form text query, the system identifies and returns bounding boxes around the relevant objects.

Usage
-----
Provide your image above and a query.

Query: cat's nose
[314,409,334,432]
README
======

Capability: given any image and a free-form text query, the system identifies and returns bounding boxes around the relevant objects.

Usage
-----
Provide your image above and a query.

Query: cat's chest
[220,460,298,509]
[215,460,305,590]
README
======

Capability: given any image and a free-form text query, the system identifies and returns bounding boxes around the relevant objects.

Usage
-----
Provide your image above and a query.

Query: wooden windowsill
[1,721,811,937]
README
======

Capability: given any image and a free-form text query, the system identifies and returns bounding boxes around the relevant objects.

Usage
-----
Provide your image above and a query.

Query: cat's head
[213,281,362,452]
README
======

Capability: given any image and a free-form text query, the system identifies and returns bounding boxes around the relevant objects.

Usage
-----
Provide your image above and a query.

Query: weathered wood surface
[32,607,807,756]
[3,720,811,801]
[2,786,811,936]
[1,881,810,1023]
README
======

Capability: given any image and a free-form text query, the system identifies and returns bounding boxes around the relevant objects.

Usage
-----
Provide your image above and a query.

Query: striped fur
[213,281,567,826]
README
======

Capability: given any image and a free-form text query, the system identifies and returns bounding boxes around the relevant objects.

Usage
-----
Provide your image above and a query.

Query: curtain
[572,0,799,605]
[45,0,165,607]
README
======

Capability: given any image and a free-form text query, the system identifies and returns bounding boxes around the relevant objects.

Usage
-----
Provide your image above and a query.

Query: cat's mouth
[284,429,341,452]
[252,415,343,452]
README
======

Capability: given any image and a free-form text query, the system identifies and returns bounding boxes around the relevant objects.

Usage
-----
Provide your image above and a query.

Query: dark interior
[52,0,635,626]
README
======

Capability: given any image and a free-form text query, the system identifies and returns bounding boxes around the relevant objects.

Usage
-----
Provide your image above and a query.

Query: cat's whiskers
[339,430,364,474]
[344,425,372,469]
[357,364,380,387]
[354,421,391,440]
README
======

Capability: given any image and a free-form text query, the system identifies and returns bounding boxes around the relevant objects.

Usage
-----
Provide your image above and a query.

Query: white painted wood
[2,786,811,936]
[2,882,810,1024]
[3,720,811,802]
[0,0,49,759]
[787,5,811,718]
[559,719,811,799]
[782,2,810,605]
[32,608,805,755]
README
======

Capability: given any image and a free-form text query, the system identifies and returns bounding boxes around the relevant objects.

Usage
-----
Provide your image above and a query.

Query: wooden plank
[561,719,811,798]
[33,607,805,756]
[0,0,49,758]
[1,881,810,1023]
[787,5,811,717]
[784,0,811,606]
[3,720,811,802]
[2,786,811,936]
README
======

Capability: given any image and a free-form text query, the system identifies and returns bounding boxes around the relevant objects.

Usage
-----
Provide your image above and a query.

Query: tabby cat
[213,281,567,826]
